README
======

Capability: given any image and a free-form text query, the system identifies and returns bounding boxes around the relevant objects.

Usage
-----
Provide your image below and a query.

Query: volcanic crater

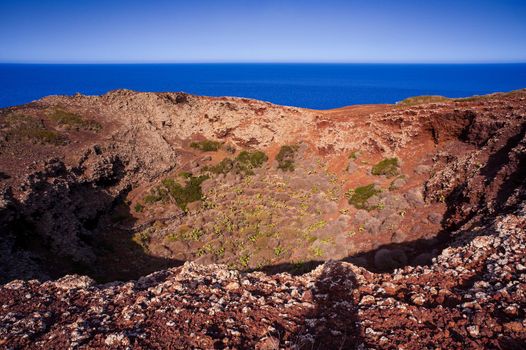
[0,89,525,349]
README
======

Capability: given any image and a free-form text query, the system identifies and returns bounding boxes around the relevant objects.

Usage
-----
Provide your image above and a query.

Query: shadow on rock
[291,261,363,349]
[0,157,183,284]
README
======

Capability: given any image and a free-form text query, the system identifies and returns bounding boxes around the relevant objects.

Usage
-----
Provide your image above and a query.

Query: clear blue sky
[1,0,525,63]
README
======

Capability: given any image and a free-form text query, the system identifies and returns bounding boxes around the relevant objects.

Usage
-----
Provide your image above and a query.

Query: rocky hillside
[0,89,525,348]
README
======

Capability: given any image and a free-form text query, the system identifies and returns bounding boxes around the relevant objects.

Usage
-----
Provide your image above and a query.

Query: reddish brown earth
[0,89,525,349]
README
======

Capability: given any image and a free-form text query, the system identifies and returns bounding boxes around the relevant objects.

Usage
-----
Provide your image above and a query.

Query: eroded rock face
[0,89,525,348]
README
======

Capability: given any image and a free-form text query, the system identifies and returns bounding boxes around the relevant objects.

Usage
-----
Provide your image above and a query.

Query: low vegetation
[143,174,209,211]
[371,157,399,177]
[347,184,382,210]
[132,228,152,250]
[397,95,449,106]
[166,226,205,242]
[276,145,299,171]
[234,150,268,174]
[134,203,144,213]
[5,114,67,145]
[190,139,222,152]
[453,95,486,102]
[206,150,268,176]
[49,109,102,132]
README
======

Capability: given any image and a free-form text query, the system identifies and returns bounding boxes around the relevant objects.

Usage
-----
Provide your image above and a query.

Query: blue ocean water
[1,63,525,109]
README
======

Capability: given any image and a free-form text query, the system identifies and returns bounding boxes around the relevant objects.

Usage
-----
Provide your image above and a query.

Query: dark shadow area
[250,227,452,276]
[479,122,526,185]
[291,262,363,349]
[80,194,185,283]
[490,123,526,210]
[0,159,184,284]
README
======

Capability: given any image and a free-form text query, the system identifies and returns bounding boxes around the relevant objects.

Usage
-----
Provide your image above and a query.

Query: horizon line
[1,60,526,65]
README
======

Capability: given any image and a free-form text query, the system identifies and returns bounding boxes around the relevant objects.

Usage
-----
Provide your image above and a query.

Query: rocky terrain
[0,89,525,348]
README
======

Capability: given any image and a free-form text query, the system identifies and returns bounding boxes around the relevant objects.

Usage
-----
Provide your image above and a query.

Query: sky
[1,0,525,63]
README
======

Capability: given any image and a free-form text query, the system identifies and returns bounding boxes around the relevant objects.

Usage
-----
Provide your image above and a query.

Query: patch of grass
[276,145,299,171]
[49,109,102,132]
[23,128,66,145]
[5,114,67,145]
[206,150,268,176]
[397,95,449,106]
[143,174,209,211]
[166,226,204,242]
[190,139,221,152]
[371,158,399,177]
[347,184,382,210]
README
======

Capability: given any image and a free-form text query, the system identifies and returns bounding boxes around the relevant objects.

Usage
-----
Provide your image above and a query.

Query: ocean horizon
[1,63,526,109]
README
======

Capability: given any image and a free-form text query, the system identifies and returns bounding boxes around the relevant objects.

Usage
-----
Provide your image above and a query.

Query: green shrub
[190,139,221,152]
[134,203,144,212]
[234,150,268,175]
[276,145,299,171]
[371,158,399,177]
[49,109,102,132]
[237,150,268,168]
[162,175,209,211]
[206,157,235,175]
[347,184,382,210]
[143,174,209,211]
[206,150,268,176]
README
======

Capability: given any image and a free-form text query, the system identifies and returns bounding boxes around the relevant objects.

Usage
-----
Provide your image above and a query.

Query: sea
[1,63,525,109]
